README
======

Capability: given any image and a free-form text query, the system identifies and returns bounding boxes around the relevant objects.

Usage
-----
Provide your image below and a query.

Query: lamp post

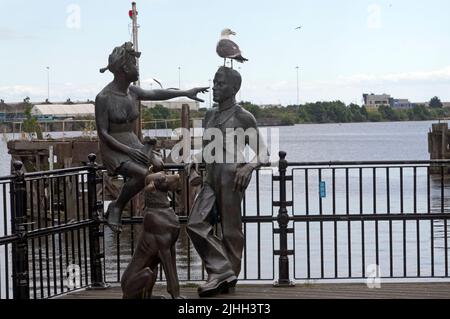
[238,66,242,102]
[178,66,181,89]
[46,66,50,102]
[296,66,299,105]
[208,79,212,108]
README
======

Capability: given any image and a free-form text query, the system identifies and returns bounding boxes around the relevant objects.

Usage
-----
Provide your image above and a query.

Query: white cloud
[0,27,34,40]
[0,83,101,103]
[2,66,450,106]
[367,4,382,30]
[338,66,450,84]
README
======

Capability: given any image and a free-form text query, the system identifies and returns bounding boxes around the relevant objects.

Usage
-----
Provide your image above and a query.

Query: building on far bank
[0,100,28,121]
[391,98,414,109]
[364,93,450,110]
[31,103,95,120]
[363,93,391,109]
[141,98,199,111]
[259,104,283,109]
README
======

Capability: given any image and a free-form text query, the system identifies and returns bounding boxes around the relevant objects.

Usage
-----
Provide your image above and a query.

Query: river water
[1,121,449,297]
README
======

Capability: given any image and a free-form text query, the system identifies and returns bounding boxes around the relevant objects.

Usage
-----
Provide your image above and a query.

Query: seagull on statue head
[216,28,248,68]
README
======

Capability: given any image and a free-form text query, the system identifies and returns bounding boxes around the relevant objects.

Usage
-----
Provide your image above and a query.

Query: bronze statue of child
[95,41,208,233]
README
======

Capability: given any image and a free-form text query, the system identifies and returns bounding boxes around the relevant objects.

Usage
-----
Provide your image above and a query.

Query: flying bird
[216,28,248,68]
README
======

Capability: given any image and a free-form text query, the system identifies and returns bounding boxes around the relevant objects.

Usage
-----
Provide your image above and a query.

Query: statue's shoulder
[205,107,217,116]
[235,105,257,127]
[95,88,109,104]
[204,107,217,121]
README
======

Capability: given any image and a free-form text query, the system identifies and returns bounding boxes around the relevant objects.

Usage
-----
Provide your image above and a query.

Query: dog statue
[120,170,182,299]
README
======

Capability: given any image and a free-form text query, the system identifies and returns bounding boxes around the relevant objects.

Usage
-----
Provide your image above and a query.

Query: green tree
[348,103,367,122]
[408,104,431,120]
[22,101,43,139]
[378,105,399,121]
[367,111,382,122]
[241,102,261,118]
[429,96,443,108]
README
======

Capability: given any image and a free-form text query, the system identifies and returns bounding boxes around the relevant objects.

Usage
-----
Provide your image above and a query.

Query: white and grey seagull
[216,28,248,68]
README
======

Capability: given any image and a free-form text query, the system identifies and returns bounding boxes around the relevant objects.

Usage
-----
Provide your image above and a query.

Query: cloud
[0,85,45,98]
[367,4,382,30]
[2,66,450,106]
[338,66,450,85]
[0,27,34,40]
[0,83,101,103]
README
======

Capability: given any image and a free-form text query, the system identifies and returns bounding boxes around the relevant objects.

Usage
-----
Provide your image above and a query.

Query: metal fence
[0,156,105,299]
[287,159,450,281]
[1,152,450,299]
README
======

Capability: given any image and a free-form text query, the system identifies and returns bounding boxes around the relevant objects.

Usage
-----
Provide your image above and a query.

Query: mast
[129,2,142,138]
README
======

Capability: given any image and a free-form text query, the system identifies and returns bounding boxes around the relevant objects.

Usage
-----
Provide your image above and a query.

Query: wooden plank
[56,283,450,299]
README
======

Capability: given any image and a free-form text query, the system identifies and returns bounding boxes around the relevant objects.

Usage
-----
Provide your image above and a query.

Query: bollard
[86,154,108,289]
[274,151,294,286]
[11,160,30,299]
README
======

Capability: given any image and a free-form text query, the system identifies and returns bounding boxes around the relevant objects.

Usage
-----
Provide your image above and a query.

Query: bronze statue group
[96,34,269,298]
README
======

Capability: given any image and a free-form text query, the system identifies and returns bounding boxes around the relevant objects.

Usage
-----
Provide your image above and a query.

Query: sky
[1,0,450,106]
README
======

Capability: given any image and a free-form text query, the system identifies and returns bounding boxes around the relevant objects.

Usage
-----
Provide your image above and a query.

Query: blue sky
[1,0,450,106]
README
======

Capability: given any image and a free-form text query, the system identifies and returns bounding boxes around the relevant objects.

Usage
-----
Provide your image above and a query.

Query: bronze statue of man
[95,42,207,232]
[187,66,269,297]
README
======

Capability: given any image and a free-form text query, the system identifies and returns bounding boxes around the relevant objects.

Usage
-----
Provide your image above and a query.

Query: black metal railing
[1,152,450,299]
[287,160,450,281]
[0,155,107,299]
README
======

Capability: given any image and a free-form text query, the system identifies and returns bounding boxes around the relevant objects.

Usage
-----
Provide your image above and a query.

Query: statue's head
[100,42,141,82]
[213,66,241,103]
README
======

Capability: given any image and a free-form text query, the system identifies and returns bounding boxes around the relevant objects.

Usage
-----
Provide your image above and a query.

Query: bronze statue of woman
[96,42,207,232]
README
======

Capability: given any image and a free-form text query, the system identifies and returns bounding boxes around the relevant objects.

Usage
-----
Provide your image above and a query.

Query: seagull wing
[216,39,242,59]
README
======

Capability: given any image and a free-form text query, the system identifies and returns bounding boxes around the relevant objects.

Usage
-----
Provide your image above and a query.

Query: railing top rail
[162,162,274,170]
[287,159,450,167]
[2,159,450,181]
[0,174,14,182]
[23,166,90,178]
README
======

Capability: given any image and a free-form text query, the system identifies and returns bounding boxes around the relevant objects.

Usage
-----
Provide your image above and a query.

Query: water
[0,120,434,176]
[0,121,448,296]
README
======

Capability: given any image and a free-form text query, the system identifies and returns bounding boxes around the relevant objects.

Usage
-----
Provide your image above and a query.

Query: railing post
[11,161,30,299]
[86,154,108,289]
[274,151,294,286]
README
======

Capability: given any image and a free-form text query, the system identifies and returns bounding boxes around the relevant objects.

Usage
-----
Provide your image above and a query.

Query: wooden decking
[57,282,450,299]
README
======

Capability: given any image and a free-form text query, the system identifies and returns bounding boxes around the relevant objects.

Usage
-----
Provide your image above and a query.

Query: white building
[31,103,95,118]
[363,93,391,109]
[141,99,199,111]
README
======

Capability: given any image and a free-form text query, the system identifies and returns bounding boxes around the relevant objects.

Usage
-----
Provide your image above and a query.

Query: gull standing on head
[216,28,248,68]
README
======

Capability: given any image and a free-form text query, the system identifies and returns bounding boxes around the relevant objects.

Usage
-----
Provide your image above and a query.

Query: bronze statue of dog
[120,171,182,299]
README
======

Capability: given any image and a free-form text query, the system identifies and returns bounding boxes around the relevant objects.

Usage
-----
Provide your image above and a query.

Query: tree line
[239,97,450,125]
[142,97,449,127]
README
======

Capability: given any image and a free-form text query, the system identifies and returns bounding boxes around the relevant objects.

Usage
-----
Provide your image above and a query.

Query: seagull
[216,28,248,68]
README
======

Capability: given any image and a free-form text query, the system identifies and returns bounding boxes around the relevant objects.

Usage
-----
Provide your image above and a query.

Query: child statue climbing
[95,42,208,232]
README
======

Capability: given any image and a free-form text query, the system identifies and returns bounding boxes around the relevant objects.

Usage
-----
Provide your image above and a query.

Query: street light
[46,66,50,102]
[296,66,300,105]
[178,66,181,89]
[238,66,242,102]
[208,79,212,108]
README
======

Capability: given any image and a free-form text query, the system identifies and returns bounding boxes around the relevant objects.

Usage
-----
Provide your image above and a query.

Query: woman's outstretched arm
[129,85,208,102]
